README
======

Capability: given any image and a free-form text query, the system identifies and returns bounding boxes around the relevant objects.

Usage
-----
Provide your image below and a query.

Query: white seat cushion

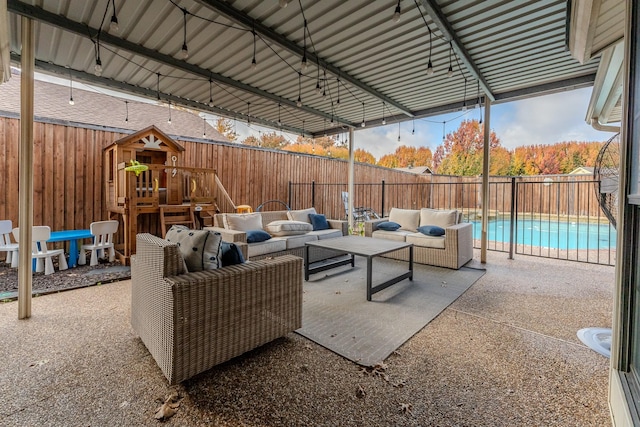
[388,208,420,231]
[247,238,287,258]
[308,229,343,240]
[419,208,458,228]
[278,233,318,249]
[406,232,446,249]
[372,229,412,242]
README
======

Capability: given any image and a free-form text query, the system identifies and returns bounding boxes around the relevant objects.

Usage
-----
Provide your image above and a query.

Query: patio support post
[18,15,34,319]
[348,127,355,233]
[481,99,491,263]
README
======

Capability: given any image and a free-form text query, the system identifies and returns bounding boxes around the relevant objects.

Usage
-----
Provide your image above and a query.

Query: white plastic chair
[0,220,18,265]
[78,220,118,266]
[12,226,68,275]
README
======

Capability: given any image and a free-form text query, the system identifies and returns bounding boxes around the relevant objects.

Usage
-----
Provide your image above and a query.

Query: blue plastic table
[48,229,93,268]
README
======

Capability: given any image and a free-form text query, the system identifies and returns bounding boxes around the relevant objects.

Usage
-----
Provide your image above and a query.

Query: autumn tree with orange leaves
[377,145,433,168]
[433,119,501,176]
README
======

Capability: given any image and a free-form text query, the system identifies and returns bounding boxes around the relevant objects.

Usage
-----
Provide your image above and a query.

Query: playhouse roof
[109,125,186,153]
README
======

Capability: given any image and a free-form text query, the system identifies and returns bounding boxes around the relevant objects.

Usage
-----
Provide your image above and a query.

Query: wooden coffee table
[304,235,413,301]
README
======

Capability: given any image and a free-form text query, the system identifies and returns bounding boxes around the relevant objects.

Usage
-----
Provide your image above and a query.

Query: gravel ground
[0,259,131,297]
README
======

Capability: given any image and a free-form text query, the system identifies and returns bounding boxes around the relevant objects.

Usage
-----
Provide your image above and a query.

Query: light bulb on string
[301,19,308,71]
[251,25,257,70]
[361,102,366,128]
[412,119,415,135]
[426,60,433,76]
[447,42,453,77]
[68,68,74,105]
[208,78,214,107]
[94,40,103,76]
[461,78,467,111]
[167,101,172,124]
[426,24,434,75]
[203,117,207,138]
[381,102,386,125]
[397,122,401,142]
[279,0,288,8]
[392,0,401,23]
[277,103,282,127]
[124,101,129,123]
[180,9,189,59]
[109,0,119,32]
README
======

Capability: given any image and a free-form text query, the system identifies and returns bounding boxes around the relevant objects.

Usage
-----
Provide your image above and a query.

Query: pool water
[470,219,617,250]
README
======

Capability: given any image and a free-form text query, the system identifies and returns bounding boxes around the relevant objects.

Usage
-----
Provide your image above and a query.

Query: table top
[48,229,93,242]
[305,235,412,257]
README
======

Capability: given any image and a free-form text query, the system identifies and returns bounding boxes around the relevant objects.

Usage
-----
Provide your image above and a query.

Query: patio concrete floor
[0,250,613,426]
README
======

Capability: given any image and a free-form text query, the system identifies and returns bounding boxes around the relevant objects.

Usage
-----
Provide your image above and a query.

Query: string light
[412,119,415,135]
[296,72,302,107]
[392,0,401,23]
[426,26,434,75]
[180,8,189,59]
[124,100,129,122]
[447,42,453,77]
[68,68,74,105]
[361,102,366,127]
[322,69,327,98]
[167,100,172,124]
[301,19,308,71]
[475,80,480,109]
[302,119,305,137]
[94,41,102,77]
[247,102,251,125]
[208,78,214,107]
[203,117,207,137]
[155,73,160,101]
[381,102,386,125]
[315,66,321,95]
[277,102,282,127]
[442,121,445,140]
[330,102,334,124]
[251,22,257,70]
[279,0,288,8]
[397,122,401,142]
[109,0,119,32]
[461,78,467,111]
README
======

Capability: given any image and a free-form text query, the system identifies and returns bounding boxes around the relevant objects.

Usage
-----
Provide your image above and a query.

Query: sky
[36,71,616,162]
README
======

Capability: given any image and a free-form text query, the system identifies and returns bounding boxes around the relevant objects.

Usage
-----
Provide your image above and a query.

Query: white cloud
[493,88,616,150]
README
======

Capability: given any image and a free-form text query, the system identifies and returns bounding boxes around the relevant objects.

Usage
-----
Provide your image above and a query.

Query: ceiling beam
[420,0,495,102]
[7,0,347,128]
[11,53,309,136]
[195,0,415,118]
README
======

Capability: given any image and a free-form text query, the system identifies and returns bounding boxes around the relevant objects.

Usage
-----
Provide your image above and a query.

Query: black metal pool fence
[288,177,615,266]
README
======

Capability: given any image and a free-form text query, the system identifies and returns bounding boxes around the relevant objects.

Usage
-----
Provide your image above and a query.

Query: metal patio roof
[5,0,600,137]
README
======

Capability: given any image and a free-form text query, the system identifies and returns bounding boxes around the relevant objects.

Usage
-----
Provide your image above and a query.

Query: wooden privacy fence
[0,116,425,252]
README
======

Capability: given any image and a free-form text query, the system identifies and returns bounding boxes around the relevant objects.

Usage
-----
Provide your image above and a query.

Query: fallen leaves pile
[154,391,182,421]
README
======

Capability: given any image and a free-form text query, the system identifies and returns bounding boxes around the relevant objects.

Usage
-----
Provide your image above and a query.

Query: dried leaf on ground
[154,392,182,420]
[398,402,413,414]
[356,384,366,398]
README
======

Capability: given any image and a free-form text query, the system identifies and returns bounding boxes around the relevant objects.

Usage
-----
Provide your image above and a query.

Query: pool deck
[0,250,613,426]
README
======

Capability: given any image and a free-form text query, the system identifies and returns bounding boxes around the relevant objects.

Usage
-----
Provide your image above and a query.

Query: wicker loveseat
[206,209,348,261]
[131,233,303,384]
[364,208,473,269]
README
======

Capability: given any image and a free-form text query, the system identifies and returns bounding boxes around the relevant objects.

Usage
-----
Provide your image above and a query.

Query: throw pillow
[223,212,263,231]
[165,226,222,271]
[417,225,446,236]
[219,242,246,266]
[265,220,313,236]
[309,213,329,231]
[377,221,401,231]
[287,207,317,223]
[246,229,272,243]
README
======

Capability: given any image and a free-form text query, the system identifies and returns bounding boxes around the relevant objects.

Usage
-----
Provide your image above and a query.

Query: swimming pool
[470,219,617,250]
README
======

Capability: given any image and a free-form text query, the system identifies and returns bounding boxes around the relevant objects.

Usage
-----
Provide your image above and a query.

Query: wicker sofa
[364,208,473,269]
[131,233,303,384]
[206,209,348,261]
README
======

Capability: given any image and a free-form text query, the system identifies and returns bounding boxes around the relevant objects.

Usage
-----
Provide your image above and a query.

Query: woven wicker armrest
[327,219,348,236]
[444,222,473,266]
[204,226,247,243]
[364,218,388,237]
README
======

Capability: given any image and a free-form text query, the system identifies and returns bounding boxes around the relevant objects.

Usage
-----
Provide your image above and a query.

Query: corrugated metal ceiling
[6,0,599,136]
